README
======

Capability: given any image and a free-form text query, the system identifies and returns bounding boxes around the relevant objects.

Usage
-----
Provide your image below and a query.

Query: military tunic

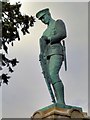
[42,19,67,58]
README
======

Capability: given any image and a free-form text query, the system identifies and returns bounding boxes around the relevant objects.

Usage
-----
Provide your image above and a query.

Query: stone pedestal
[31,105,88,119]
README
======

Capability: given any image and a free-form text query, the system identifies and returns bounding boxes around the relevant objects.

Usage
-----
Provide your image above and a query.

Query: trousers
[45,54,65,104]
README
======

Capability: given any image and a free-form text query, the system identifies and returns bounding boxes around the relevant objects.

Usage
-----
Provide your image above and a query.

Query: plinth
[31,104,88,119]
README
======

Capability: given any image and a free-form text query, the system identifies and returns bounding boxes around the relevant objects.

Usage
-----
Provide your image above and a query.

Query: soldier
[36,8,67,107]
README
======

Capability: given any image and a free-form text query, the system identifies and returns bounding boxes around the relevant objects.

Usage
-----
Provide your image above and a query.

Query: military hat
[36,8,49,19]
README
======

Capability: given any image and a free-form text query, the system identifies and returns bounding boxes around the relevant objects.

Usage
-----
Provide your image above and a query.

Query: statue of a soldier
[36,8,67,107]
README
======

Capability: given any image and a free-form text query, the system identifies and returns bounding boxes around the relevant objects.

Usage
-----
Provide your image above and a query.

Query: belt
[51,42,61,45]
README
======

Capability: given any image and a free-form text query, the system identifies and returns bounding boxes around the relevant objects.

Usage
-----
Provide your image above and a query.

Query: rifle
[39,54,56,103]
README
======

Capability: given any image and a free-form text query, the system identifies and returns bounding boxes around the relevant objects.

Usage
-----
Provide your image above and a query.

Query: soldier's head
[36,8,51,25]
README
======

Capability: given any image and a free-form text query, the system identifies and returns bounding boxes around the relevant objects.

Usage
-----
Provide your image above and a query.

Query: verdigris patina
[36,8,82,110]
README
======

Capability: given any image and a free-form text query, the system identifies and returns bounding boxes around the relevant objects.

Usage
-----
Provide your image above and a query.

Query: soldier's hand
[41,36,50,41]
[39,54,46,61]
[39,54,43,61]
[41,36,48,40]
[43,36,50,44]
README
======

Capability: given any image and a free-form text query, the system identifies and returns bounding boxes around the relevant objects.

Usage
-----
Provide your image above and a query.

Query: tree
[0,1,35,86]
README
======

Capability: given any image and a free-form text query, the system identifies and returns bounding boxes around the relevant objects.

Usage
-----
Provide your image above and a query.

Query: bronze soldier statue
[36,8,67,107]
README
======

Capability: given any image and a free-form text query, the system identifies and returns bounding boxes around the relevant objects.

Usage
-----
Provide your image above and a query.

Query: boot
[53,81,65,106]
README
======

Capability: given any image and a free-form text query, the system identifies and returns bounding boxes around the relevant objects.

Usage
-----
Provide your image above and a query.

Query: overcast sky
[0,1,88,119]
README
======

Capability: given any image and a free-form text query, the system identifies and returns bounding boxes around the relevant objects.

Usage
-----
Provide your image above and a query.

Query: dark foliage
[0,1,35,86]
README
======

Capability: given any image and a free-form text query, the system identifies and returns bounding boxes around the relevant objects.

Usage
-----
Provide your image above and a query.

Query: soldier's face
[40,14,50,24]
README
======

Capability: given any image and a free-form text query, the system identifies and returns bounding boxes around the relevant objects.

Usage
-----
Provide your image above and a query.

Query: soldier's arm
[50,20,67,44]
[39,36,48,61]
[39,35,49,55]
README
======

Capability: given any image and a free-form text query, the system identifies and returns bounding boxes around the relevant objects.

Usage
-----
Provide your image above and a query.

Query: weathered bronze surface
[31,8,89,119]
[36,8,72,108]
